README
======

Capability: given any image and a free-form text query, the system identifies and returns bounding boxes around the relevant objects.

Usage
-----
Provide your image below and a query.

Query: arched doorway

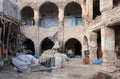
[21,6,35,26]
[41,37,54,53]
[23,38,35,55]
[39,2,59,28]
[64,2,82,26]
[93,0,101,19]
[65,38,82,56]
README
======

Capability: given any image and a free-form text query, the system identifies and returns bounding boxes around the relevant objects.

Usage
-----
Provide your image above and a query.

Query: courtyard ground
[0,58,120,79]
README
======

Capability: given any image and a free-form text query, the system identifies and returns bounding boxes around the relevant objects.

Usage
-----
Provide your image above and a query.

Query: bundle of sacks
[39,49,68,68]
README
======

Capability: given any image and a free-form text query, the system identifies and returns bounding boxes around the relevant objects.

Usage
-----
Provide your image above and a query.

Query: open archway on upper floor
[21,6,35,26]
[64,2,82,26]
[93,0,101,19]
[39,2,59,28]
[65,38,82,57]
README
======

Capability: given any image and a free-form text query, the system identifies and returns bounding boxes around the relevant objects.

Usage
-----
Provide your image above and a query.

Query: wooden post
[1,19,8,58]
[6,23,12,58]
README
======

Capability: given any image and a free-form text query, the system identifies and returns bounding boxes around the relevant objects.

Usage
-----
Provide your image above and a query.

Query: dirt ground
[0,58,120,79]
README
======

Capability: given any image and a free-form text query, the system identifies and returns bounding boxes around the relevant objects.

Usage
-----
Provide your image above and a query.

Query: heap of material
[39,40,68,68]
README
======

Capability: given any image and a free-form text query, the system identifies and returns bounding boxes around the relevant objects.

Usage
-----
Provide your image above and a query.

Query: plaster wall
[2,0,20,19]
[0,0,3,11]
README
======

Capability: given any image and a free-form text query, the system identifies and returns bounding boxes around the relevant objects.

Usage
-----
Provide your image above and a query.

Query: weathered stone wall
[21,25,84,54]
[20,0,120,66]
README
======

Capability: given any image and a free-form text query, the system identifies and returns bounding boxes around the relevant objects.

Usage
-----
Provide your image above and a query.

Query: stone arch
[64,2,82,26]
[93,0,101,19]
[63,1,84,16]
[65,38,82,56]
[39,2,59,28]
[40,37,54,54]
[23,38,35,55]
[21,6,35,26]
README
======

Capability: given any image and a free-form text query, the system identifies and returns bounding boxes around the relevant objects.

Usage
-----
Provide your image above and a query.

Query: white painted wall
[0,0,3,11]
[2,0,20,19]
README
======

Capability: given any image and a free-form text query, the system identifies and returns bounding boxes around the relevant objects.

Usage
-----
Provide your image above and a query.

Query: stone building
[20,0,120,66]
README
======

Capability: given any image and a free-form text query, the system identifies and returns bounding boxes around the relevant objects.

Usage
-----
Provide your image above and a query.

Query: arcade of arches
[20,0,120,66]
[20,1,104,27]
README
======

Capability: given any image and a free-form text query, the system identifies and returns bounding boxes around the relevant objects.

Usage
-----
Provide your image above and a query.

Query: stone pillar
[89,32,98,61]
[58,8,64,41]
[101,26,115,65]
[100,0,113,12]
[34,10,40,54]
[82,36,89,58]
[86,0,93,19]
[58,8,64,27]
[34,10,39,26]
[83,0,93,26]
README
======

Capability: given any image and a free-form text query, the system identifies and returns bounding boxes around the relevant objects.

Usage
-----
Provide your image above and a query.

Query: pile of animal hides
[11,49,68,72]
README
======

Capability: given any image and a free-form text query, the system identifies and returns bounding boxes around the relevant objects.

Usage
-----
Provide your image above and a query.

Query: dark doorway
[74,42,82,55]
[115,25,120,59]
[41,37,54,53]
[93,0,101,19]
[23,38,35,55]
[65,38,82,56]
[113,0,120,7]
[97,31,102,59]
